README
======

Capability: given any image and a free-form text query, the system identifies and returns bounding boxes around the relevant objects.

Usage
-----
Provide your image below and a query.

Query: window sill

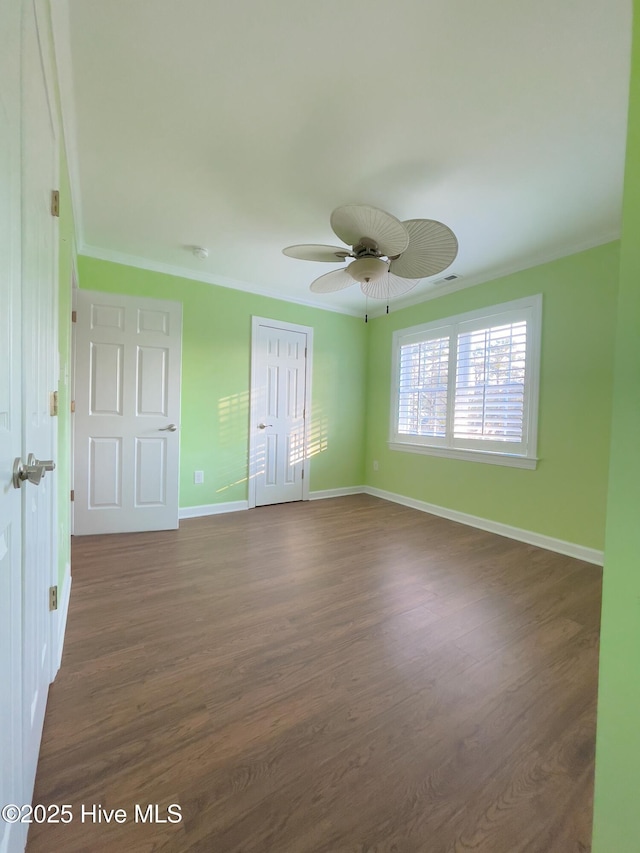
[388,441,538,469]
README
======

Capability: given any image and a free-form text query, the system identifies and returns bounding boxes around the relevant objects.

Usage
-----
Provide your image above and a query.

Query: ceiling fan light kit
[347,256,389,283]
[283,204,458,311]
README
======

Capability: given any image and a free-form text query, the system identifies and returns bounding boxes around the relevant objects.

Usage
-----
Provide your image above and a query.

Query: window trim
[388,295,542,469]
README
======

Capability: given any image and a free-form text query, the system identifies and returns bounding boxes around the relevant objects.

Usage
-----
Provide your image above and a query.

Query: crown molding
[80,229,620,322]
[366,230,621,318]
[79,244,363,317]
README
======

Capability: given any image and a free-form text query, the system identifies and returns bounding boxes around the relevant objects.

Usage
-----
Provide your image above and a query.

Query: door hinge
[301,468,304,480]
[71,310,77,323]
[49,586,58,611]
[305,347,307,358]
[70,489,75,502]
[51,190,60,217]
[70,400,76,413]
[49,390,58,416]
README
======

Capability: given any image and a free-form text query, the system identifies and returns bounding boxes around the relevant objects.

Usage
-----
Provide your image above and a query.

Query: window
[389,295,542,468]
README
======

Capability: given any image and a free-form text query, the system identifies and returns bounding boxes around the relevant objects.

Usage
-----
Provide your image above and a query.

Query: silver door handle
[258,423,273,429]
[12,455,47,489]
[159,423,177,432]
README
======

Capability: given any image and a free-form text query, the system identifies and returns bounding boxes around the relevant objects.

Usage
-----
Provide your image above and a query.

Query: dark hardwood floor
[27,495,602,852]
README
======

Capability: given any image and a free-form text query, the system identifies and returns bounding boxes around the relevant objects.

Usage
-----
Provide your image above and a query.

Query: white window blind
[389,296,541,467]
[398,336,449,439]
[453,321,527,443]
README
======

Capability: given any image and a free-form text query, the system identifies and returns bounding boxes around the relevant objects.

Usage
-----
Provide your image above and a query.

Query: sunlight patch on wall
[215,390,250,494]
[306,412,329,459]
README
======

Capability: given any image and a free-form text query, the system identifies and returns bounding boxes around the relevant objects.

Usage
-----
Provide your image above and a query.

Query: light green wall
[364,242,619,551]
[592,3,640,850]
[77,256,367,505]
[77,239,619,546]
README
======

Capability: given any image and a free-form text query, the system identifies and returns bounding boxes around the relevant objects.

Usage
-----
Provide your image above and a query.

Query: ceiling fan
[283,204,458,300]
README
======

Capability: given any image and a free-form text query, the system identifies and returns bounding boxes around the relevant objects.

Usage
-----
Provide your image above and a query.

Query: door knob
[258,423,273,429]
[159,423,177,432]
[13,456,46,489]
[28,453,56,473]
[12,453,57,489]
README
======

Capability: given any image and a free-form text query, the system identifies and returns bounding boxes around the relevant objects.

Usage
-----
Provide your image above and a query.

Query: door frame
[28,0,61,689]
[69,252,78,535]
[248,316,313,509]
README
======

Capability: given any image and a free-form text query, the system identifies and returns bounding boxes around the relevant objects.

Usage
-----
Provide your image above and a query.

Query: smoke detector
[192,246,209,260]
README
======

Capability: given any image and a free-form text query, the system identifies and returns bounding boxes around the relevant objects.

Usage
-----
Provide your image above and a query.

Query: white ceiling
[56,0,632,316]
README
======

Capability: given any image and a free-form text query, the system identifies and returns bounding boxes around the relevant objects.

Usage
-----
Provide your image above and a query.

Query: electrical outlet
[373,460,379,471]
[194,470,204,484]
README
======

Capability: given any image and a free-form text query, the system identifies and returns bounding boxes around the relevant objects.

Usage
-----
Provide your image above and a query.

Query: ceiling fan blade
[309,268,355,293]
[360,272,420,299]
[330,205,409,257]
[389,219,458,279]
[283,244,350,262]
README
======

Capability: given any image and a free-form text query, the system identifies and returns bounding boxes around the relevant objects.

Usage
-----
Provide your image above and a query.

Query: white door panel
[1,4,59,850]
[0,1,25,849]
[135,438,166,505]
[250,319,312,507]
[74,290,182,534]
[21,0,58,810]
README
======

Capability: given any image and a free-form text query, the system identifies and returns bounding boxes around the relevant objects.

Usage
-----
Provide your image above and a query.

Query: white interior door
[0,2,26,851]
[250,318,312,507]
[74,290,183,535]
[20,0,59,805]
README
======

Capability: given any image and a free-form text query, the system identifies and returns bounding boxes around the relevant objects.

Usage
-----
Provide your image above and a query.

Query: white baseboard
[180,491,367,515]
[309,486,365,500]
[363,486,604,566]
[179,500,249,520]
[53,566,72,678]
[177,488,602,566]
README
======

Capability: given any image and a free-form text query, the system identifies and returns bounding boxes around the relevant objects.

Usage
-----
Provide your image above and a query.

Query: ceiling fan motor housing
[347,256,389,283]
[353,237,381,257]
